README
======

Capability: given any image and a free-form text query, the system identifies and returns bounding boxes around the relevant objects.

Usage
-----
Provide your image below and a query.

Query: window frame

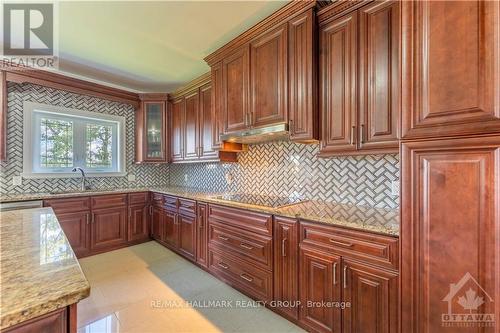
[23,101,126,178]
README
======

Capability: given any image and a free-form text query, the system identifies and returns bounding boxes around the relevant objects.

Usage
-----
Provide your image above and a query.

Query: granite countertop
[0,207,90,329]
[0,186,399,236]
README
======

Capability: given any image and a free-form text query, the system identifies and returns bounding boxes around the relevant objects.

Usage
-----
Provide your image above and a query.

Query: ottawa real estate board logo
[1,3,58,69]
[442,272,495,328]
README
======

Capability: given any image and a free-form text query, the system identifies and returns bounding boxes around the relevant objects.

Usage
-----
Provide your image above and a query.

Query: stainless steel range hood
[219,123,289,144]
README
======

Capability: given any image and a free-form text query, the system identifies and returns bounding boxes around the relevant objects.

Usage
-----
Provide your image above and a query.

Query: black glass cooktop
[212,193,306,208]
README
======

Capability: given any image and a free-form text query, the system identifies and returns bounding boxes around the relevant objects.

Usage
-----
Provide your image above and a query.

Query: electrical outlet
[184,174,188,182]
[127,174,136,182]
[12,176,22,186]
[391,180,400,196]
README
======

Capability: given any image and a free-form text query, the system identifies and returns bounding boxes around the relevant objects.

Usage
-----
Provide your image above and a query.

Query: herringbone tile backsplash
[0,83,169,194]
[170,142,400,209]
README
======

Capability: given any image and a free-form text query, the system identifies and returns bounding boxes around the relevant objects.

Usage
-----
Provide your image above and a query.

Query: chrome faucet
[72,167,90,191]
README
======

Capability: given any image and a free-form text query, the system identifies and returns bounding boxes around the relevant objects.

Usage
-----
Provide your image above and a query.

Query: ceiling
[55,1,289,93]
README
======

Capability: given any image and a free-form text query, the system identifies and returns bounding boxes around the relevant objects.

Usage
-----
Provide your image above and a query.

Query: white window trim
[22,101,127,178]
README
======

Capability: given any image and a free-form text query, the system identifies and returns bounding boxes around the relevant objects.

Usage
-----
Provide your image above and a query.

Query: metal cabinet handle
[218,235,229,241]
[218,262,229,269]
[343,266,348,289]
[288,119,294,135]
[281,238,287,257]
[86,213,89,225]
[360,124,365,143]
[240,273,253,282]
[149,206,153,215]
[350,126,356,145]
[333,263,337,285]
[244,113,249,126]
[329,239,354,247]
[249,112,253,126]
[240,243,253,250]
[198,214,204,229]
[128,207,131,219]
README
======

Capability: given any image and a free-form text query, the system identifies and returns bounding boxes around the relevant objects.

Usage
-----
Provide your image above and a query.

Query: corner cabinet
[169,73,238,163]
[318,0,400,156]
[135,94,168,163]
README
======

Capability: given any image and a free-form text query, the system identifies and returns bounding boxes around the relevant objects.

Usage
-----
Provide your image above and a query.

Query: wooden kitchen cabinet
[299,246,342,333]
[401,0,500,139]
[318,1,400,156]
[163,209,178,249]
[401,136,500,332]
[250,24,288,128]
[288,9,319,142]
[169,74,237,163]
[222,46,250,133]
[128,204,149,243]
[170,97,185,162]
[274,216,299,320]
[135,95,168,163]
[196,203,209,268]
[178,212,196,261]
[57,211,90,258]
[210,63,223,149]
[91,206,128,251]
[342,260,398,333]
[151,205,163,242]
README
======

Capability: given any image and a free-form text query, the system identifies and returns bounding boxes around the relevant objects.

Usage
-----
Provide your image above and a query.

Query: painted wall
[0,82,169,194]
[170,141,400,209]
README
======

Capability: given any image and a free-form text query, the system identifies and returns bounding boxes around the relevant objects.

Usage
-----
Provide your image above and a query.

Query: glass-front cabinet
[135,95,168,163]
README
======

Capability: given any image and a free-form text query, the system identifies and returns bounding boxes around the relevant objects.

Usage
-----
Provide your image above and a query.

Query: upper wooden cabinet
[401,0,500,139]
[205,2,322,143]
[135,94,168,163]
[318,0,400,157]
[169,74,238,163]
[250,24,288,128]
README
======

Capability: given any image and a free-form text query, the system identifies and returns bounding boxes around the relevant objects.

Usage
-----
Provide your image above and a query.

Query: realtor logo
[442,272,495,328]
[1,3,57,69]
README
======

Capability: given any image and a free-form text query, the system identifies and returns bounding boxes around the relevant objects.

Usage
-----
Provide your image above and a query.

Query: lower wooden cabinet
[128,204,150,242]
[274,216,299,320]
[164,209,179,249]
[342,260,398,333]
[3,304,76,333]
[57,211,90,258]
[91,207,128,251]
[151,206,163,241]
[299,246,342,333]
[178,212,196,261]
[196,203,208,268]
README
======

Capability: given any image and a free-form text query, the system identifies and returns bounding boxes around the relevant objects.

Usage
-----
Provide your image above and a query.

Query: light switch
[127,174,136,182]
[12,176,22,186]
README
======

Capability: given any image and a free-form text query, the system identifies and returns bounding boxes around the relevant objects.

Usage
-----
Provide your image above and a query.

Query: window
[23,102,125,177]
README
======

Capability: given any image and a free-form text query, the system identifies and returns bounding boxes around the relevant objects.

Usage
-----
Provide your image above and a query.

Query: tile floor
[77,241,304,333]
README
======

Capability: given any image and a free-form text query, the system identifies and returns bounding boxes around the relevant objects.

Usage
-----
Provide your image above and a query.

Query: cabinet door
[91,207,127,251]
[143,101,166,161]
[223,46,250,133]
[199,83,218,159]
[250,24,287,127]
[57,211,90,258]
[196,203,208,268]
[401,0,500,139]
[299,246,342,333]
[178,213,196,261]
[288,9,318,142]
[401,136,500,332]
[319,11,358,156]
[151,206,163,241]
[171,98,184,162]
[342,260,398,333]
[358,1,399,152]
[128,204,149,242]
[184,91,199,160]
[164,210,179,249]
[211,63,223,149]
[274,217,299,320]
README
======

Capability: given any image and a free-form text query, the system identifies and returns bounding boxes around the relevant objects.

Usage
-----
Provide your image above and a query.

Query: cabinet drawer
[300,221,399,269]
[151,193,164,207]
[164,195,178,211]
[92,194,127,209]
[179,198,196,215]
[129,192,149,205]
[209,249,273,302]
[208,222,272,270]
[208,204,272,236]
[44,197,91,214]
